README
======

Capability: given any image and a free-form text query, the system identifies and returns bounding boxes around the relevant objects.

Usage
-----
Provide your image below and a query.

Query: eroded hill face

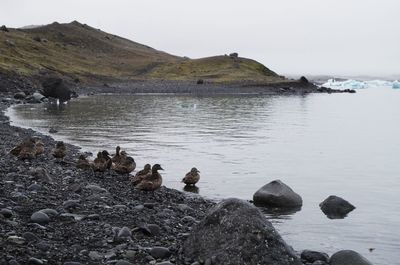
[0,21,283,83]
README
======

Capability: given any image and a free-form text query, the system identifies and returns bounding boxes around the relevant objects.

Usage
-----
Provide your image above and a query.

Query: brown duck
[102,150,113,171]
[182,167,200,186]
[131,164,151,186]
[113,151,135,174]
[52,141,66,161]
[92,152,107,172]
[34,139,45,157]
[76,154,92,170]
[135,164,164,191]
[111,146,123,164]
[16,138,37,160]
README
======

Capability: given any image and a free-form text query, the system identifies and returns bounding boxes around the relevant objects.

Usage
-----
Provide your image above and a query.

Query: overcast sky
[2,0,399,77]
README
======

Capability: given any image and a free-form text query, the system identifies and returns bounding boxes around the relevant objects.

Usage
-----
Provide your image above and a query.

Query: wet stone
[150,247,171,259]
[30,211,50,225]
[0,208,13,218]
[28,257,44,265]
[23,232,39,242]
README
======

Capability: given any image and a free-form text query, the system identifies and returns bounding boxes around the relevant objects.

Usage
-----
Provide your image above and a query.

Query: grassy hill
[0,21,284,84]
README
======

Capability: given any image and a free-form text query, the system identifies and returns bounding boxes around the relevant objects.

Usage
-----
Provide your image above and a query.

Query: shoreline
[0,82,362,265]
[0,92,217,264]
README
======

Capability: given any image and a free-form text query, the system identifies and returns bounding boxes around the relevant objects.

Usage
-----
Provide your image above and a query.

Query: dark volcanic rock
[14,92,26,99]
[1,25,9,32]
[319,195,355,219]
[30,211,50,225]
[253,180,303,208]
[150,247,171,259]
[182,198,302,265]
[0,208,13,218]
[301,250,329,263]
[41,77,71,102]
[300,76,309,83]
[329,250,372,265]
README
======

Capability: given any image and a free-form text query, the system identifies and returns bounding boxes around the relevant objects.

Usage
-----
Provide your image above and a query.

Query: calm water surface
[7,88,400,264]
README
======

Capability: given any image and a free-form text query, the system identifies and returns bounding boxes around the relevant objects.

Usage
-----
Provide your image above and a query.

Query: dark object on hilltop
[300,76,309,83]
[196,79,204,85]
[329,250,373,265]
[301,250,329,264]
[253,180,303,208]
[319,195,355,219]
[33,36,42,42]
[229,52,239,58]
[182,198,302,265]
[0,25,9,32]
[41,77,71,102]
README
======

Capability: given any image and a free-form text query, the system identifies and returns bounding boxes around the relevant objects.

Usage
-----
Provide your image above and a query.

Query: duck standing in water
[52,141,67,162]
[131,164,151,186]
[113,151,136,174]
[76,154,92,170]
[135,164,164,191]
[182,167,200,186]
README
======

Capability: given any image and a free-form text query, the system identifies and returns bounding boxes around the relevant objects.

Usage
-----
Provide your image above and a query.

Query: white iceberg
[322,79,399,89]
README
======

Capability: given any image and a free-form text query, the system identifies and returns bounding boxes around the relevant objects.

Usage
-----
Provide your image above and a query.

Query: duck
[17,138,37,160]
[113,151,136,174]
[92,152,107,172]
[131,164,151,186]
[182,167,200,186]
[101,150,113,171]
[135,164,164,191]
[34,139,45,157]
[111,146,122,164]
[51,141,66,161]
[76,154,92,170]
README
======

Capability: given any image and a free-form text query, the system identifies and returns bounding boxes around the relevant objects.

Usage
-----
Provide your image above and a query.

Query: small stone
[86,214,100,220]
[150,247,171,259]
[28,257,44,265]
[7,236,26,245]
[39,208,58,217]
[134,205,144,211]
[123,250,136,260]
[144,203,156,209]
[88,251,103,261]
[85,184,107,193]
[155,262,174,265]
[312,261,328,265]
[63,200,80,210]
[28,183,42,192]
[177,204,193,212]
[49,128,58,133]
[63,262,81,265]
[23,232,39,242]
[35,241,51,251]
[181,216,197,223]
[301,250,329,263]
[14,92,26,100]
[115,261,133,265]
[147,224,161,236]
[9,260,20,265]
[118,227,132,239]
[30,211,50,225]
[0,208,13,218]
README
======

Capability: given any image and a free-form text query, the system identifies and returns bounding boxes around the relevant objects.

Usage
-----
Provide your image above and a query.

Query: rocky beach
[0,76,373,265]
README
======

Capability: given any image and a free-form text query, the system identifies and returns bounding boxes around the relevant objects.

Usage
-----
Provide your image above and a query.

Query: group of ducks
[10,139,201,191]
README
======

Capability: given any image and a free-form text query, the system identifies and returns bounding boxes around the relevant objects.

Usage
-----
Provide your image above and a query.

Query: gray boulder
[319,195,355,219]
[329,250,373,265]
[41,77,71,102]
[31,211,50,225]
[182,198,302,265]
[253,180,303,208]
[14,92,26,99]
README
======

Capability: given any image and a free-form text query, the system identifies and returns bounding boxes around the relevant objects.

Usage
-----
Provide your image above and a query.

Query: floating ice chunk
[322,79,398,89]
[392,81,400,89]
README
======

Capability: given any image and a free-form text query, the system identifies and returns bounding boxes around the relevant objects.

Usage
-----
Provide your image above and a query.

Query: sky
[1,0,399,77]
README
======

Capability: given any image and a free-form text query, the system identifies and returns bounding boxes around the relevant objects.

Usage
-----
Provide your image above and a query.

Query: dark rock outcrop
[229,52,238,58]
[329,250,373,265]
[253,180,303,208]
[41,77,71,102]
[319,195,355,219]
[0,25,9,32]
[300,76,309,83]
[182,198,302,265]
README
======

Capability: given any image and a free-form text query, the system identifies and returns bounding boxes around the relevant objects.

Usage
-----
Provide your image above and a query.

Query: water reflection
[183,185,200,194]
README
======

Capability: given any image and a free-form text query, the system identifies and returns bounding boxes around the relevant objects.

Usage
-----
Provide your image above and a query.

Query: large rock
[41,77,71,102]
[319,195,355,219]
[253,180,303,208]
[329,250,373,265]
[182,198,302,265]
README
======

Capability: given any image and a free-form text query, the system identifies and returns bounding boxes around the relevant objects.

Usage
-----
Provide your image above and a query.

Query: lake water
[7,87,400,264]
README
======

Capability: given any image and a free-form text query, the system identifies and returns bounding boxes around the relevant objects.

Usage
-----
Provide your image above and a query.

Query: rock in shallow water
[183,198,302,265]
[329,250,372,265]
[301,250,329,263]
[319,195,355,219]
[30,211,50,225]
[253,180,303,208]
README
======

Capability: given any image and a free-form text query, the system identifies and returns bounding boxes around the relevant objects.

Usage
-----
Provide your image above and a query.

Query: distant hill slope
[0,21,284,83]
